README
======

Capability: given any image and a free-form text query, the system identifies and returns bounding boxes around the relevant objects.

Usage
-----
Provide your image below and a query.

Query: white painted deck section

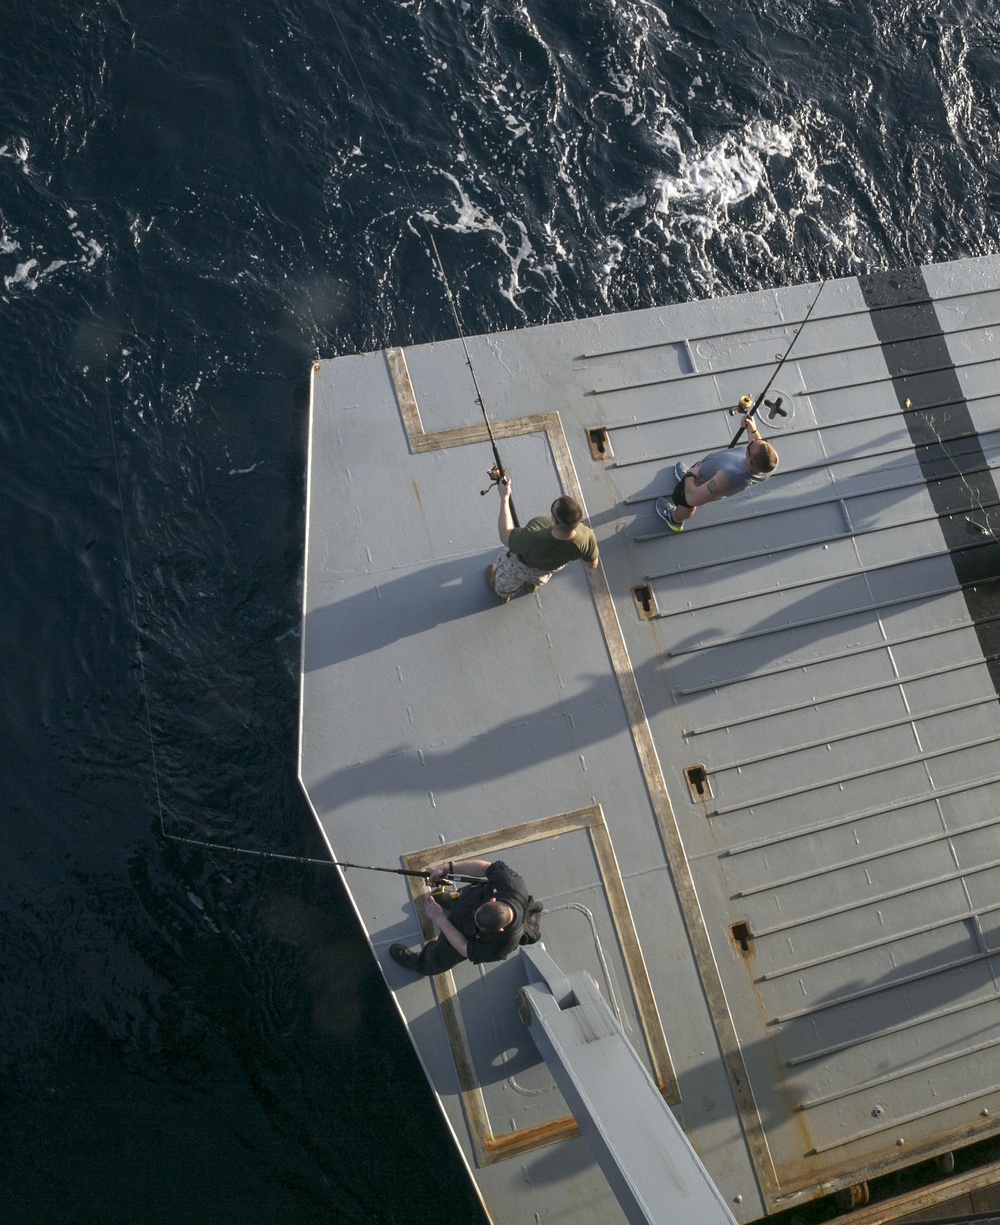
[299,255,1000,1223]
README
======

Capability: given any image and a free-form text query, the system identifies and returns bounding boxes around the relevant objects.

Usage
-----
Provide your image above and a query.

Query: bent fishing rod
[424,230,520,527]
[321,5,517,521]
[729,278,826,448]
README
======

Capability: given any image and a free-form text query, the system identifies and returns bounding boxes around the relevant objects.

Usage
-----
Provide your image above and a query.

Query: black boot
[390,944,421,972]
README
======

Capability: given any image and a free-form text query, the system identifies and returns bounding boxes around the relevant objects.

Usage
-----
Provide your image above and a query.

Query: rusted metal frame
[401,804,675,1166]
[810,1152,1000,1225]
[385,349,776,1199]
[557,480,778,1190]
[586,588,779,1201]
[541,417,770,1173]
[385,344,554,456]
[778,1106,1000,1209]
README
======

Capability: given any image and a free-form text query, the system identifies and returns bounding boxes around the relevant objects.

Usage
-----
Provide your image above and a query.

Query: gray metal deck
[299,255,1000,1223]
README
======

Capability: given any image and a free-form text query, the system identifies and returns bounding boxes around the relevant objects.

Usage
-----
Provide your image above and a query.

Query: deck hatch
[401,806,677,1167]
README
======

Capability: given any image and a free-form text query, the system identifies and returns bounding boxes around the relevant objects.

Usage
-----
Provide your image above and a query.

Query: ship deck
[299,255,1000,1224]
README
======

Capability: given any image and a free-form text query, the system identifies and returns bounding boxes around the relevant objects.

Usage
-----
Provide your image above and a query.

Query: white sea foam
[2,188,104,294]
[655,120,797,214]
[0,137,29,168]
[4,259,38,290]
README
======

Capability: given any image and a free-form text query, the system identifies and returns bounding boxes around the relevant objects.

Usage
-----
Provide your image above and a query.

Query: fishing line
[139,833,483,884]
[102,382,345,869]
[104,382,478,882]
[105,10,524,874]
[729,277,826,447]
[320,0,518,524]
[104,378,169,843]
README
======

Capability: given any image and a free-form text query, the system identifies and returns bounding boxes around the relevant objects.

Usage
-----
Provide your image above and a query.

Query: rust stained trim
[599,598,777,1197]
[587,811,678,1103]
[482,1116,581,1161]
[385,342,562,457]
[403,804,676,1165]
[405,807,591,875]
[385,348,423,449]
[774,1102,1000,1205]
[581,515,777,1196]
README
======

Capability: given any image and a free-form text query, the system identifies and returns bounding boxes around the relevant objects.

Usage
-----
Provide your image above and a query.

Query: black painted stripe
[858,266,1000,690]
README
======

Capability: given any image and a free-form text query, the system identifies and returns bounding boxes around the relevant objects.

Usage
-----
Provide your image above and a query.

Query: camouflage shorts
[492,549,563,597]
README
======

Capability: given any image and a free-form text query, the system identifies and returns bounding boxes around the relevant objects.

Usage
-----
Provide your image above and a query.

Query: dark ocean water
[1,1,998,1222]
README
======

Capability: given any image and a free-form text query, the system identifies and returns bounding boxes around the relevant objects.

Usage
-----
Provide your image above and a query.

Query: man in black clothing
[390,858,528,976]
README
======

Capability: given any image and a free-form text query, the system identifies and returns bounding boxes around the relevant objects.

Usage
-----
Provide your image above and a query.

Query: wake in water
[317,0,999,338]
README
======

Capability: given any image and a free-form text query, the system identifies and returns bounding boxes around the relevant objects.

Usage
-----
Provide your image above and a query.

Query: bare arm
[497,477,515,545]
[684,470,730,507]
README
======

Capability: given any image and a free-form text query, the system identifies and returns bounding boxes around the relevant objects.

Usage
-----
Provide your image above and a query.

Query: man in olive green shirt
[486,477,599,602]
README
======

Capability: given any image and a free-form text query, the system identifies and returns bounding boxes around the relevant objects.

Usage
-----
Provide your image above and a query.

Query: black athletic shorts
[672,476,691,508]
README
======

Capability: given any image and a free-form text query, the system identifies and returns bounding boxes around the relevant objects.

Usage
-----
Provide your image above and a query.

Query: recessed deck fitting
[685,764,713,802]
[730,921,754,957]
[587,426,612,461]
[632,584,656,620]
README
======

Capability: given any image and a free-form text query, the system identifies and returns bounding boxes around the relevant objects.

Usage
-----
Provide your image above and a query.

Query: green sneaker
[655,497,683,532]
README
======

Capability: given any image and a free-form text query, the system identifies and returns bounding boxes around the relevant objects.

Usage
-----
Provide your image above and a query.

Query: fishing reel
[480,464,507,496]
[430,885,462,906]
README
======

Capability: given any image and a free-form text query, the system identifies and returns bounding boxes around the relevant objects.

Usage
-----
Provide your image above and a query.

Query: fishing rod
[729,279,826,448]
[423,231,520,526]
[319,0,518,522]
[332,856,486,885]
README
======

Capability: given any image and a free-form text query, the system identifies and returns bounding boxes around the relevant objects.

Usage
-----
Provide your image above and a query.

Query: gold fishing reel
[480,464,507,496]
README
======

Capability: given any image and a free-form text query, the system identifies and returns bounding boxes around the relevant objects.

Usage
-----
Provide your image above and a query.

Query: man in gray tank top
[656,413,778,531]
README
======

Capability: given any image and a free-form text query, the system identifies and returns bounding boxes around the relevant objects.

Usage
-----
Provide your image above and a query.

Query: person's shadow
[303,552,492,671]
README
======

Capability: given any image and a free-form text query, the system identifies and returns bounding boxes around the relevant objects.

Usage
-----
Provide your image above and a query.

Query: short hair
[551,496,583,528]
[475,899,513,933]
[751,441,778,473]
